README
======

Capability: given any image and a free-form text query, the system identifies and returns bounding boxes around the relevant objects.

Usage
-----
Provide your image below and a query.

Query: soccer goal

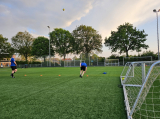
[120,61,160,119]
[64,60,85,67]
[105,59,119,66]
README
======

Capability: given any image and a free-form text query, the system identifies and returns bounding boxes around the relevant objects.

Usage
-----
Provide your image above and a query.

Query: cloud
[0,0,160,57]
[65,0,160,39]
[93,0,160,39]
[0,4,10,14]
[1,0,159,40]
[0,0,94,42]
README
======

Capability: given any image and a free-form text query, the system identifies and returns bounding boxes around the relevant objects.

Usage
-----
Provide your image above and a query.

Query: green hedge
[16,61,41,64]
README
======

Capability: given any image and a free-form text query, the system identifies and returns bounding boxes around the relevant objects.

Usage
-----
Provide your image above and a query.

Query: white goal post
[120,61,160,119]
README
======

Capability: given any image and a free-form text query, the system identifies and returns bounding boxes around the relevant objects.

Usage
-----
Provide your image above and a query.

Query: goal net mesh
[64,60,85,67]
[105,59,119,66]
[120,61,160,119]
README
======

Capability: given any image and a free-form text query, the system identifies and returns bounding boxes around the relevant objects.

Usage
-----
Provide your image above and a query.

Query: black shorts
[81,66,86,71]
[11,66,17,70]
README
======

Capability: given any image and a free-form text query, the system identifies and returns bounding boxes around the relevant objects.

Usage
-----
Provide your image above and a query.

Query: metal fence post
[89,55,90,66]
[54,57,55,67]
[118,59,119,66]
[133,63,134,77]
[123,57,124,66]
[142,62,146,83]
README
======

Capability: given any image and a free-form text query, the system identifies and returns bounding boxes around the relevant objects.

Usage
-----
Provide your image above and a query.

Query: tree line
[0,23,151,63]
[108,50,158,62]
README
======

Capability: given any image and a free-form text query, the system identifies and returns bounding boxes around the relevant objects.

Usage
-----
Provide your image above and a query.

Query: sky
[0,0,160,58]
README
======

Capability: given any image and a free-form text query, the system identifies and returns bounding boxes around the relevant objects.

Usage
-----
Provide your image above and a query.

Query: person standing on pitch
[10,55,17,78]
[79,61,87,78]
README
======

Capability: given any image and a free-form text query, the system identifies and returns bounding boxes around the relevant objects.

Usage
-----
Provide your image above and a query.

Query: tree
[91,53,98,59]
[98,57,105,62]
[0,34,14,59]
[90,54,99,62]
[72,25,103,58]
[31,36,54,62]
[107,54,118,59]
[11,31,34,63]
[104,22,149,57]
[50,28,74,59]
[78,53,88,60]
[72,56,79,60]
[141,50,158,60]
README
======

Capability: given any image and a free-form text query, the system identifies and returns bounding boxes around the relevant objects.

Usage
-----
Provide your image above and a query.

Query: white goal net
[105,59,119,66]
[120,61,160,119]
[64,60,85,67]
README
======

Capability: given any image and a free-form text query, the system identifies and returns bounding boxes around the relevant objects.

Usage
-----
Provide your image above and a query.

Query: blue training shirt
[81,62,87,67]
[11,58,16,66]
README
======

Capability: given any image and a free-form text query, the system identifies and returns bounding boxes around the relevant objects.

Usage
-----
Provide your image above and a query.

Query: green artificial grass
[0,67,127,119]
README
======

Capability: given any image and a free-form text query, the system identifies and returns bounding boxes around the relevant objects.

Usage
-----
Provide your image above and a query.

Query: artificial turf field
[0,67,127,119]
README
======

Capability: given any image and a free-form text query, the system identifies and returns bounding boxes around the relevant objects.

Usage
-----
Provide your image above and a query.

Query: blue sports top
[10,58,16,66]
[81,62,87,67]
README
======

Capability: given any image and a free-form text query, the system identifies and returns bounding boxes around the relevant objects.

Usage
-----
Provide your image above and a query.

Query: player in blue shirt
[79,61,87,78]
[10,55,17,78]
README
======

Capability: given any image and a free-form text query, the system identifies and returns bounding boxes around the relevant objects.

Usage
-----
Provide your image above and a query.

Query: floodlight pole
[81,53,82,62]
[153,9,160,60]
[47,26,51,67]
[89,54,90,66]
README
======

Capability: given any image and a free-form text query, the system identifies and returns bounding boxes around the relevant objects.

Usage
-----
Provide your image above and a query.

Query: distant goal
[120,61,160,119]
[64,60,85,67]
[105,59,119,66]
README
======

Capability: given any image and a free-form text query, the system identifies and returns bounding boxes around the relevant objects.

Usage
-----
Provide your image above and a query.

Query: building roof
[62,58,72,61]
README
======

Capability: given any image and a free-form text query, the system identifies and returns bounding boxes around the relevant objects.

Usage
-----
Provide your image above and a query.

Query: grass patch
[0,67,126,119]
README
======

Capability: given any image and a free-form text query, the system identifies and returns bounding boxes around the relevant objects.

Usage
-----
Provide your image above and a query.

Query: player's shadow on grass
[118,84,123,88]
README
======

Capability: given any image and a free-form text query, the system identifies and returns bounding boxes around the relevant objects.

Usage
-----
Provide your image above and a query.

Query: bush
[16,61,41,64]
[16,61,27,64]
[30,61,41,64]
